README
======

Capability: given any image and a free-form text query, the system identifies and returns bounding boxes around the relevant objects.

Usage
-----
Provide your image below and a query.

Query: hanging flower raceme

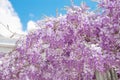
[0,0,120,80]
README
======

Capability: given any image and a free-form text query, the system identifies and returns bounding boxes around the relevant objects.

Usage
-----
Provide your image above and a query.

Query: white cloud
[0,0,23,38]
[27,20,37,31]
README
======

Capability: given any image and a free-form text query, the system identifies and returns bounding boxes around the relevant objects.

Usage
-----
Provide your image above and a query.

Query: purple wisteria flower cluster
[0,0,120,80]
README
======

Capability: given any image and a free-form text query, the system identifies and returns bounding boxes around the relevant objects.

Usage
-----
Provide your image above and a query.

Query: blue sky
[9,0,97,31]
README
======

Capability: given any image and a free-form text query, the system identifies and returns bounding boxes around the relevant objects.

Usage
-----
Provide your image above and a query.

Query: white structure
[0,35,17,53]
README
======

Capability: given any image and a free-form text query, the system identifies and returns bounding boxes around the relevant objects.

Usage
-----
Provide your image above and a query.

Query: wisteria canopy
[0,0,120,80]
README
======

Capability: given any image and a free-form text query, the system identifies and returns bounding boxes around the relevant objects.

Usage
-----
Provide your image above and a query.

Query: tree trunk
[95,68,118,80]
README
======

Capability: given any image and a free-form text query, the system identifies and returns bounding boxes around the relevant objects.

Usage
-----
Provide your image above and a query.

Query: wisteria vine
[0,0,120,80]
